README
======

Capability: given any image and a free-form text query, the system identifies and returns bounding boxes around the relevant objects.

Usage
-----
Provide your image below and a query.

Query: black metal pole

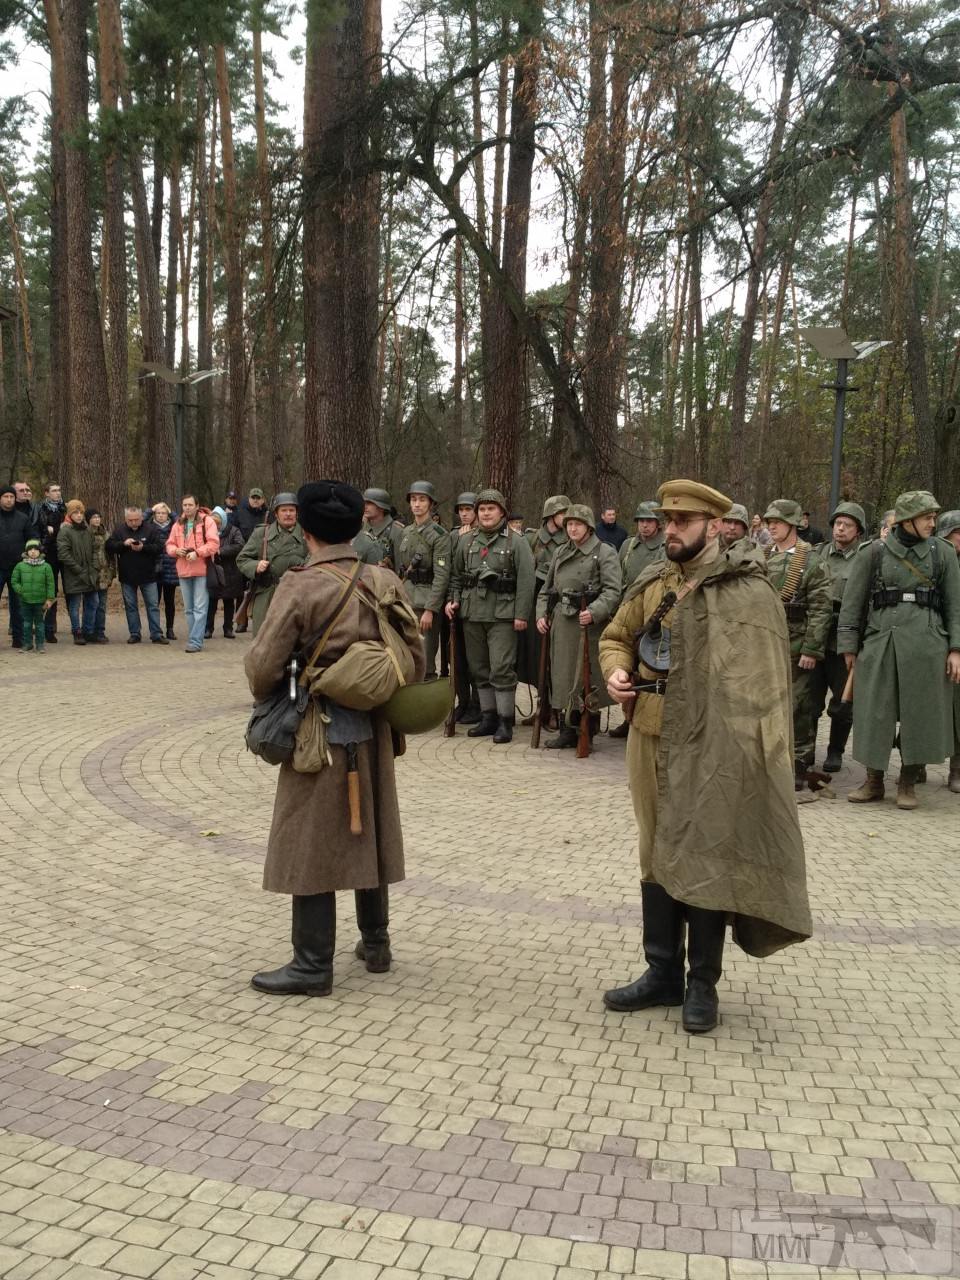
[830,357,848,517]
[174,384,184,504]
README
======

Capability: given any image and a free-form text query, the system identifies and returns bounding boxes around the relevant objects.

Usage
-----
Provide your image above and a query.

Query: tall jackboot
[354,885,391,973]
[492,689,515,744]
[468,687,498,737]
[848,769,884,803]
[682,907,726,1033]
[251,893,336,996]
[897,764,920,811]
[823,712,851,773]
[603,882,686,1011]
[949,754,960,795]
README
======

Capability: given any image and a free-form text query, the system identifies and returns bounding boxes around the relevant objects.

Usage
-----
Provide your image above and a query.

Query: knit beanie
[65,499,85,518]
[297,481,364,544]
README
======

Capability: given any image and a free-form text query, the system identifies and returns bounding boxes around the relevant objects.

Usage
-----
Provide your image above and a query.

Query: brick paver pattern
[2,618,960,1279]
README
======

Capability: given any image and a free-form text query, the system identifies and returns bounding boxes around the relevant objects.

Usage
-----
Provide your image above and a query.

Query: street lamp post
[139,363,224,501]
[799,328,891,517]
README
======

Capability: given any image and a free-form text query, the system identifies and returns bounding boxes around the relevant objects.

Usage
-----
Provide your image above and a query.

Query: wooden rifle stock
[443,618,457,737]
[840,661,855,703]
[577,593,592,759]
[530,620,551,748]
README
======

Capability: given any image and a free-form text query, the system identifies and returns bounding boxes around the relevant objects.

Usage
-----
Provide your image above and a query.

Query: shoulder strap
[298,561,363,684]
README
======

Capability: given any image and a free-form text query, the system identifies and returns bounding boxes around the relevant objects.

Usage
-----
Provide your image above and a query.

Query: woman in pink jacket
[166,495,220,651]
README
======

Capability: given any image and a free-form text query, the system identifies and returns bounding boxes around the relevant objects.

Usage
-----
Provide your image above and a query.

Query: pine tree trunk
[59,0,110,509]
[214,44,246,493]
[252,24,284,493]
[484,6,541,497]
[97,0,128,518]
[303,0,380,485]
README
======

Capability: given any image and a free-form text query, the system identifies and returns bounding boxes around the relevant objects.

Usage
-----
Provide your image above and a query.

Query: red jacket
[165,511,220,578]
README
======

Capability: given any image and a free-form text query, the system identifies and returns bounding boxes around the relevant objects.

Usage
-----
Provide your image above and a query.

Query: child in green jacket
[11,539,56,652]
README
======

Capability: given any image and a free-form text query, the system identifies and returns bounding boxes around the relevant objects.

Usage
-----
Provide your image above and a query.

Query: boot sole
[603,993,684,1012]
[683,1016,719,1034]
[250,978,332,997]
[847,794,884,803]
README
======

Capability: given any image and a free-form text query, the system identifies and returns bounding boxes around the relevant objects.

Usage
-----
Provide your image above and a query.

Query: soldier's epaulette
[623,561,669,603]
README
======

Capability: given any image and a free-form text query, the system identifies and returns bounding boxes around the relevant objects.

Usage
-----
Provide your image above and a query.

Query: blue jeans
[121,581,162,640]
[93,588,109,639]
[0,568,23,644]
[66,591,98,637]
[179,576,209,649]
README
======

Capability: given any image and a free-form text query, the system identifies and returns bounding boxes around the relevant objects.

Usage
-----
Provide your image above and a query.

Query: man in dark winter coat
[107,506,168,644]
[596,506,628,551]
[235,487,268,542]
[0,486,31,647]
[13,482,43,539]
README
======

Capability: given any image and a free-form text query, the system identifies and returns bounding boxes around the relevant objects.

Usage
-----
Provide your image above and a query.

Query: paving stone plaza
[2,623,959,1280]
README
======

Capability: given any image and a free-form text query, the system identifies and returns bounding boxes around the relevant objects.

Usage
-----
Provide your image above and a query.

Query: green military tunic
[521,523,569,687]
[837,531,960,770]
[363,514,405,570]
[537,533,622,714]
[765,539,833,768]
[237,522,307,633]
[450,520,535,694]
[810,538,864,740]
[620,530,665,586]
[352,530,382,565]
[398,519,451,675]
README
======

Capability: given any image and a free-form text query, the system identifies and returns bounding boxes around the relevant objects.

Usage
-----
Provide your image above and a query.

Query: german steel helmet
[724,503,750,528]
[937,510,960,538]
[633,500,661,521]
[565,503,596,529]
[456,491,478,508]
[541,494,571,521]
[406,480,436,502]
[893,490,940,524]
[362,488,392,511]
[384,678,454,734]
[829,501,866,531]
[475,488,507,511]
[763,498,802,526]
[272,491,298,511]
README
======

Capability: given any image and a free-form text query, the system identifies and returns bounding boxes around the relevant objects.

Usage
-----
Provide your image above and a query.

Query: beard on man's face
[665,527,708,563]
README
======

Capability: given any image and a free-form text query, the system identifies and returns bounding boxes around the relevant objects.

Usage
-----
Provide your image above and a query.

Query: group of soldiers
[240,480,960,811]
[345,481,960,813]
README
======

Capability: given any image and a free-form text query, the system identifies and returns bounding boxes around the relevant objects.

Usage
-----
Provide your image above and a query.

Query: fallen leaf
[201,829,221,838]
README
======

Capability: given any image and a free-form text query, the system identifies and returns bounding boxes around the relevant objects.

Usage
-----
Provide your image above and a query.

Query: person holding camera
[107,505,168,645]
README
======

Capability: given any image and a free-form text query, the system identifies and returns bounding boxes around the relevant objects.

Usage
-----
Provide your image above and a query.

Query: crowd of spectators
[0,482,271,653]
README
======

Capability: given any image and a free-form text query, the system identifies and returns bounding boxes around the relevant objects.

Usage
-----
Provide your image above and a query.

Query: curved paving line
[0,1038,950,1266]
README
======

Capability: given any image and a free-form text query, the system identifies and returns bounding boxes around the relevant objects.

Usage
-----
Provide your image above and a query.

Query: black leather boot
[468,712,498,737]
[492,690,515,744]
[545,716,577,749]
[603,883,686,1011]
[354,885,391,972]
[251,893,335,996]
[682,907,726,1033]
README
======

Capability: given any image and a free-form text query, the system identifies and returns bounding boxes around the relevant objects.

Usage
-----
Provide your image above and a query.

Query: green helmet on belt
[937,509,960,539]
[541,494,571,521]
[456,492,478,508]
[384,678,454,735]
[894,490,940,524]
[633,500,661,522]
[475,488,507,512]
[363,488,392,511]
[406,480,436,502]
[829,501,866,532]
[763,499,802,526]
[724,503,749,528]
[565,503,596,530]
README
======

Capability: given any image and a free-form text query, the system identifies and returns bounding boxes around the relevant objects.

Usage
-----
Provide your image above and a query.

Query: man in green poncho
[600,479,811,1035]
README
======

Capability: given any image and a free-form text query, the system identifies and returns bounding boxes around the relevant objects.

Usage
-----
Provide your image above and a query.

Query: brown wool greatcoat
[244,544,426,895]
